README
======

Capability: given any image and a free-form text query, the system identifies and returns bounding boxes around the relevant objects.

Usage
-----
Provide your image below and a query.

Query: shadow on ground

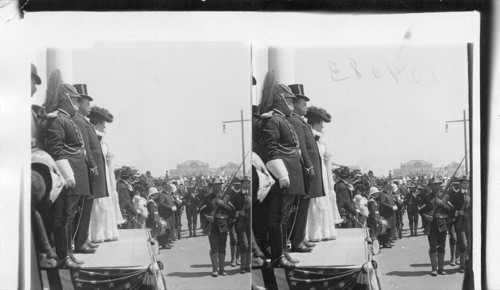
[386,267,463,277]
[166,268,244,278]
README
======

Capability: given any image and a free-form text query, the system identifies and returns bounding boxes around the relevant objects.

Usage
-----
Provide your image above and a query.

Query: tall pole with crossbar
[222,110,251,176]
[445,110,469,176]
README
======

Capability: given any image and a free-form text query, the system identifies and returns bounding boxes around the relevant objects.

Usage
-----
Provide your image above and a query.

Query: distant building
[169,160,241,178]
[443,162,466,177]
[171,160,210,177]
[220,162,240,176]
[393,160,434,177]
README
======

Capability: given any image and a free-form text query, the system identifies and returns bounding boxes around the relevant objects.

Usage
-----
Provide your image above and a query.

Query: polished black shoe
[86,242,99,249]
[291,245,313,253]
[303,240,316,248]
[284,252,300,263]
[59,257,81,269]
[383,244,393,248]
[75,245,97,254]
[277,257,296,268]
[69,253,84,265]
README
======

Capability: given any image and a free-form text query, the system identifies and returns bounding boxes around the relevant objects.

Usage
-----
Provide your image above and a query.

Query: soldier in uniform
[197,180,209,235]
[378,182,397,248]
[392,183,405,239]
[257,72,305,267]
[446,178,462,266]
[42,72,90,269]
[334,167,358,229]
[117,167,139,229]
[420,178,452,276]
[448,177,471,273]
[229,176,252,273]
[405,185,421,236]
[158,182,177,249]
[287,84,319,252]
[200,178,235,277]
[171,181,184,240]
[183,184,201,237]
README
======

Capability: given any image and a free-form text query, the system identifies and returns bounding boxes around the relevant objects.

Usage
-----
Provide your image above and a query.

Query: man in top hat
[447,177,471,272]
[197,179,209,235]
[334,167,358,229]
[71,84,109,254]
[200,178,235,277]
[286,83,319,253]
[157,182,176,249]
[229,176,252,273]
[257,73,306,267]
[420,177,452,276]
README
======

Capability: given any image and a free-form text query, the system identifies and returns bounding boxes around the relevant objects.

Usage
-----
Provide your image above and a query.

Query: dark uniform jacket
[404,188,421,212]
[420,191,452,234]
[43,109,90,196]
[379,191,397,228]
[117,180,136,219]
[183,187,201,215]
[229,189,250,230]
[288,113,325,198]
[334,180,357,216]
[448,188,471,231]
[158,190,176,229]
[260,109,305,196]
[200,193,234,235]
[72,113,108,198]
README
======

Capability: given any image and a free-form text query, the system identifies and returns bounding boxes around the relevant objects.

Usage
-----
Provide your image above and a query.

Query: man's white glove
[172,206,177,212]
[65,176,76,188]
[392,205,398,211]
[279,176,290,188]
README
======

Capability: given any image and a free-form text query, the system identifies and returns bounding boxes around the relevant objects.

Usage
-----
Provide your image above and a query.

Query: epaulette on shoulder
[46,111,59,119]
[260,111,274,119]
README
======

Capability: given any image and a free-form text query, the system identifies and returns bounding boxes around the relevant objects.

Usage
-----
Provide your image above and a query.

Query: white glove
[172,206,177,212]
[392,205,398,211]
[65,176,76,188]
[278,176,290,188]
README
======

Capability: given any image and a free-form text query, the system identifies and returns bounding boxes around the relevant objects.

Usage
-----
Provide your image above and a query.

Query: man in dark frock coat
[71,84,108,253]
[287,84,322,253]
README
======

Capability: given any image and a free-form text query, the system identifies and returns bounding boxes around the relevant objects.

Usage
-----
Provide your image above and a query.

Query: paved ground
[158,213,251,289]
[375,213,465,290]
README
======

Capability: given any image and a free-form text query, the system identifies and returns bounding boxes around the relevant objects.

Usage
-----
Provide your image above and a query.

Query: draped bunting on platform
[285,262,379,290]
[44,263,166,290]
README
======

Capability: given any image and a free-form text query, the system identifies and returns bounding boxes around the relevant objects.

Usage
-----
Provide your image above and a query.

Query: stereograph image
[19,11,483,290]
[251,44,474,290]
[30,41,252,289]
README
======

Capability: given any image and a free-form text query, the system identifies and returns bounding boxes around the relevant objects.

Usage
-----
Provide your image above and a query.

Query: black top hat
[240,176,251,183]
[288,84,310,101]
[73,84,93,101]
[305,106,331,123]
[31,63,41,85]
[121,166,133,179]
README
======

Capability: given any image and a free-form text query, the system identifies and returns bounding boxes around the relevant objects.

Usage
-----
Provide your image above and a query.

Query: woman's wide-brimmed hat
[88,106,114,123]
[305,106,331,123]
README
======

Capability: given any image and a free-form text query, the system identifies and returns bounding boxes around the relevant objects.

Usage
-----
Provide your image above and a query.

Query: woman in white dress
[87,106,125,242]
[304,106,343,242]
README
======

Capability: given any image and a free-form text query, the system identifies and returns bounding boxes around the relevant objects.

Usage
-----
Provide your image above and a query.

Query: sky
[33,42,252,176]
[292,44,469,175]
